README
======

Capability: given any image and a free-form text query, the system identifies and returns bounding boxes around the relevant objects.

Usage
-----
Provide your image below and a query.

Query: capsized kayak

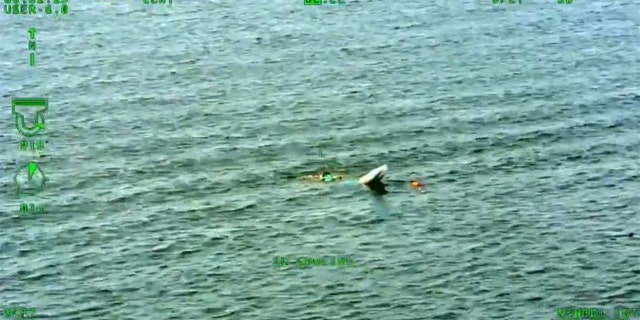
[300,164,389,196]
[358,164,388,195]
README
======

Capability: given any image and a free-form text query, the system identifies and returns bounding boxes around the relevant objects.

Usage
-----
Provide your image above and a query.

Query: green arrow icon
[28,162,38,180]
[13,162,46,196]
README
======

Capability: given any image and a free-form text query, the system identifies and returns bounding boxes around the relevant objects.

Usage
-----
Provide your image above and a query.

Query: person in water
[303,168,424,194]
[302,170,346,182]
[302,166,388,195]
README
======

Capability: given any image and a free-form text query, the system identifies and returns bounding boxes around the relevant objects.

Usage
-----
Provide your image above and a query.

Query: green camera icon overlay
[13,161,47,196]
[12,97,47,137]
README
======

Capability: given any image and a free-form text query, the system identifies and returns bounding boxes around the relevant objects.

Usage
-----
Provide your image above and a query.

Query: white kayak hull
[359,164,388,184]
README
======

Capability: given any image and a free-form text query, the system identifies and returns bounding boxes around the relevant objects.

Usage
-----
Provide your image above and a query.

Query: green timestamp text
[143,0,173,4]
[304,0,346,6]
[19,140,46,151]
[274,256,354,268]
[493,0,522,4]
[3,307,36,319]
[20,203,45,215]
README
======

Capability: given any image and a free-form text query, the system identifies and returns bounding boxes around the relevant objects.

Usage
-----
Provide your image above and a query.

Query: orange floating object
[410,180,424,189]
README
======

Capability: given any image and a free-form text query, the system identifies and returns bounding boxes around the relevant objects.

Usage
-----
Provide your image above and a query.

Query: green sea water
[1,1,639,319]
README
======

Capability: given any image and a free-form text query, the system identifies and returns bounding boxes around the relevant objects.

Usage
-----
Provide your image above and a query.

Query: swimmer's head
[322,172,335,182]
